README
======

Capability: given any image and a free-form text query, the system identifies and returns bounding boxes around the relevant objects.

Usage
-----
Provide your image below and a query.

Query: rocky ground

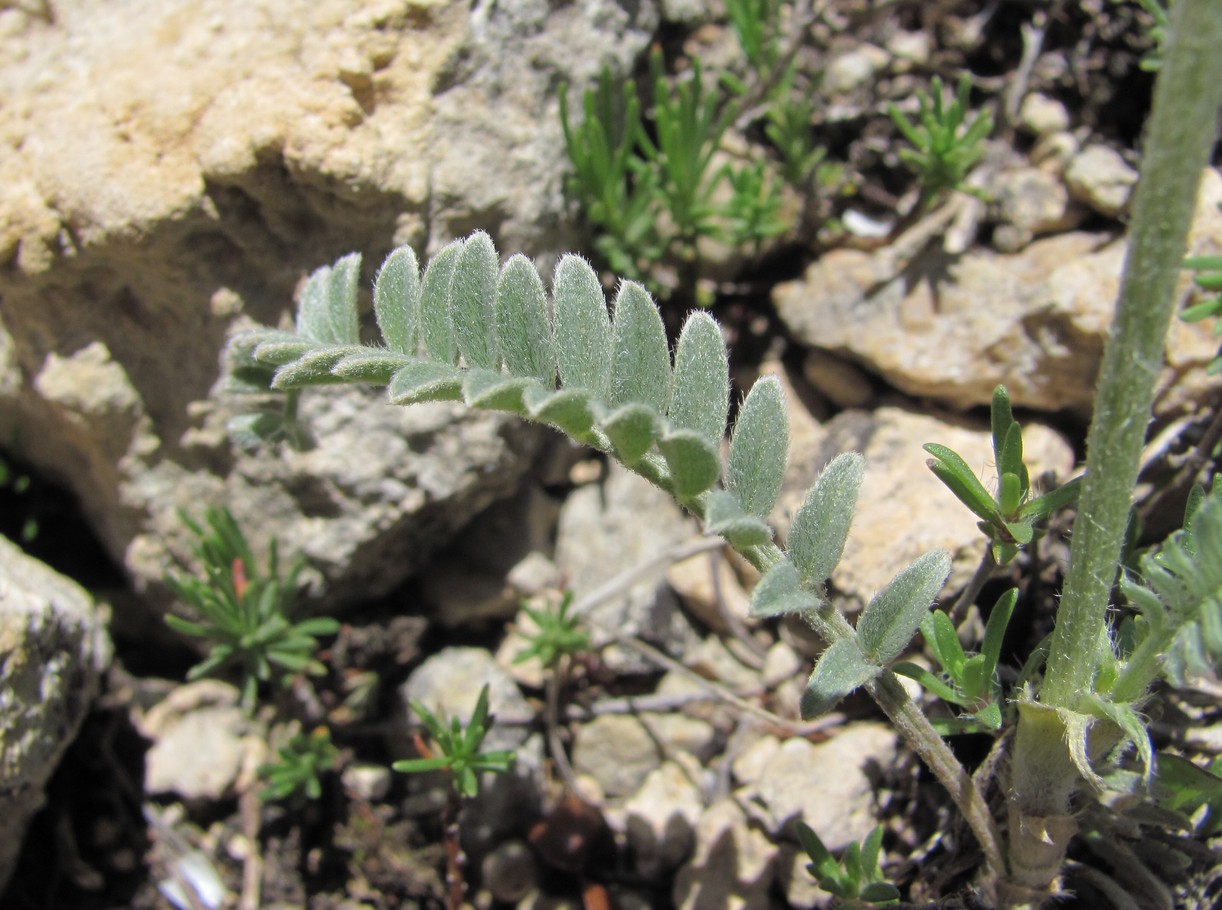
[1,1,1221,909]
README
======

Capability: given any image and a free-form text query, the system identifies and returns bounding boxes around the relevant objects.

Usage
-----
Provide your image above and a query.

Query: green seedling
[796,822,899,907]
[165,507,340,711]
[514,592,591,670]
[888,74,993,205]
[393,684,516,799]
[925,385,1081,565]
[1181,251,1222,374]
[559,66,662,280]
[725,0,781,72]
[723,160,789,253]
[1135,0,1170,72]
[894,588,1017,732]
[258,726,339,803]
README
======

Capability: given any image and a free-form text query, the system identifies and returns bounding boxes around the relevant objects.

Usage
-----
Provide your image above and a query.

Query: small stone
[672,799,776,910]
[666,549,752,634]
[802,352,875,409]
[762,641,804,689]
[731,734,782,788]
[993,166,1075,251]
[740,723,898,848]
[1018,93,1070,136]
[572,715,660,799]
[481,839,538,903]
[886,31,931,69]
[825,45,889,94]
[623,755,705,876]
[1065,144,1138,217]
[341,764,392,802]
[140,680,263,802]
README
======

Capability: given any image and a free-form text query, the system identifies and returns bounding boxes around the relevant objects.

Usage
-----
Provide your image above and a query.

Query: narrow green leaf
[801,637,881,717]
[553,254,612,395]
[705,490,772,547]
[602,403,662,465]
[981,588,1018,675]
[999,472,1023,517]
[496,254,555,384]
[529,387,597,437]
[857,549,951,665]
[253,336,321,366]
[859,882,902,903]
[1018,475,1082,521]
[420,238,464,363]
[272,346,364,389]
[331,349,414,384]
[462,369,538,414]
[393,757,452,774]
[998,422,1026,494]
[658,429,722,499]
[923,443,1004,525]
[669,312,729,449]
[728,375,788,519]
[388,361,463,404]
[788,452,864,588]
[990,385,1013,467]
[450,230,499,369]
[892,660,965,704]
[297,254,361,345]
[374,245,421,355]
[925,608,966,678]
[750,561,822,618]
[609,281,671,413]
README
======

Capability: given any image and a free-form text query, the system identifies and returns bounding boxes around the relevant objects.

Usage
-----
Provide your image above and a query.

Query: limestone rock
[672,799,776,910]
[0,0,657,619]
[138,680,264,802]
[623,756,705,877]
[738,723,898,847]
[0,537,111,894]
[775,165,1222,416]
[1065,144,1138,217]
[991,166,1078,252]
[571,715,662,800]
[555,463,701,672]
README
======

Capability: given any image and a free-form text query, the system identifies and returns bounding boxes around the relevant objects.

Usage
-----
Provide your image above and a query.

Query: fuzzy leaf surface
[298,254,361,346]
[420,239,463,363]
[801,637,880,717]
[750,561,821,618]
[728,374,787,519]
[388,361,463,404]
[857,549,951,665]
[705,490,772,547]
[450,231,499,370]
[608,281,671,414]
[496,254,555,384]
[658,429,722,499]
[603,403,662,466]
[553,254,612,395]
[374,246,421,355]
[669,312,729,449]
[788,452,864,587]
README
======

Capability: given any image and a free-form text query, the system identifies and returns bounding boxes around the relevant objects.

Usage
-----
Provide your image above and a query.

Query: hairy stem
[1039,0,1222,710]
[1006,1,1222,903]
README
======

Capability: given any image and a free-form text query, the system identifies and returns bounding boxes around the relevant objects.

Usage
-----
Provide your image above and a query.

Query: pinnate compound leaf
[388,361,463,404]
[374,246,421,355]
[705,490,772,547]
[496,254,555,384]
[658,429,722,499]
[857,549,951,665]
[669,312,729,449]
[801,637,881,717]
[553,254,612,395]
[788,452,864,588]
[728,375,787,519]
[298,254,361,346]
[450,230,499,370]
[603,403,662,465]
[750,560,821,618]
[420,238,464,363]
[609,281,671,414]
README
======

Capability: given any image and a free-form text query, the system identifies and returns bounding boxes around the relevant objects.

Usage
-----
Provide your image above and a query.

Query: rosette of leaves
[258,726,339,803]
[165,507,339,710]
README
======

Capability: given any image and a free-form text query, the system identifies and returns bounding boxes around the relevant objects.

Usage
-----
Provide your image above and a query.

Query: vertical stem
[1039,0,1222,710]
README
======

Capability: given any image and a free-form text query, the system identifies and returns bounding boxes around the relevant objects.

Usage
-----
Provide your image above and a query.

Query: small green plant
[1181,251,1222,374]
[925,385,1081,566]
[394,684,516,910]
[165,507,340,710]
[894,588,1017,733]
[888,74,993,206]
[393,684,516,798]
[257,725,339,803]
[1134,0,1171,72]
[513,592,591,670]
[796,822,899,907]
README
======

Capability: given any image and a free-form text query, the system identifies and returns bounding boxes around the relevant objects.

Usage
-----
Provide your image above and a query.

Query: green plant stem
[950,548,996,625]
[1039,0,1222,711]
[1004,1,1222,904]
[442,788,465,910]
